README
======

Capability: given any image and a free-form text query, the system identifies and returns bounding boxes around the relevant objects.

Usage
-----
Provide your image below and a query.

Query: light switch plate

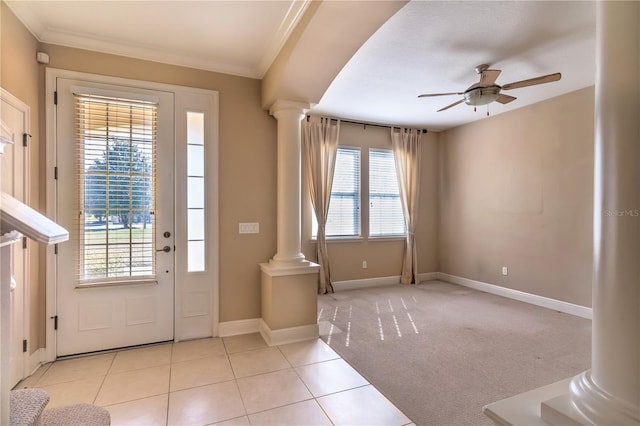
[239,222,259,234]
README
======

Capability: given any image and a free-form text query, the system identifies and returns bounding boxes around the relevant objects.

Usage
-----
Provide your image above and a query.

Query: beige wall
[1,2,45,351]
[301,122,440,282]
[38,44,279,323]
[439,86,595,307]
[261,271,317,330]
[3,5,279,340]
[2,0,595,356]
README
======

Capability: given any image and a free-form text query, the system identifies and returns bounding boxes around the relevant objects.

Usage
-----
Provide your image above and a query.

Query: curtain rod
[306,115,428,134]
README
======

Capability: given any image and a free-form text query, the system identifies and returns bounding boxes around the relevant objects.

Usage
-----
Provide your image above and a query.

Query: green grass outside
[83,227,154,279]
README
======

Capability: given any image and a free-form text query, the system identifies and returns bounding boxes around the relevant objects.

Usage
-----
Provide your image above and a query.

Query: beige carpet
[318,280,591,426]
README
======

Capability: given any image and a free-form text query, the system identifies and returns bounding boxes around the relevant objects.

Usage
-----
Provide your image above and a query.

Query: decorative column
[269,99,309,266]
[260,99,320,346]
[567,1,640,423]
[484,2,640,424]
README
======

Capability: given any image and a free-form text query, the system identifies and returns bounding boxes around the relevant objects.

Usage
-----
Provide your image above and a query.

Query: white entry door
[54,78,175,356]
[1,88,29,386]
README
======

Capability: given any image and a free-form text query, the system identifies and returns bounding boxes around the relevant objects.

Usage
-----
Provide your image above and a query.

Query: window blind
[369,149,406,236]
[75,93,157,283]
[312,146,361,237]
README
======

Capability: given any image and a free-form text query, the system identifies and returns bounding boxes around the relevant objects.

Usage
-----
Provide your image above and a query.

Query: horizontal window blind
[76,94,157,283]
[369,149,406,236]
[326,146,361,236]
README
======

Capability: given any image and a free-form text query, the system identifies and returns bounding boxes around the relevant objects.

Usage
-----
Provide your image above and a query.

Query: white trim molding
[259,320,318,346]
[45,67,221,359]
[437,273,592,320]
[217,318,261,337]
[27,348,46,377]
[417,272,439,282]
[332,272,439,292]
[332,275,401,292]
[328,271,591,320]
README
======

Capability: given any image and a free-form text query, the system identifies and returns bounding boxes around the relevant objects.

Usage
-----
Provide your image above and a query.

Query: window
[369,149,406,236]
[186,111,205,272]
[327,147,361,236]
[313,146,361,237]
[77,94,157,282]
[310,146,406,239]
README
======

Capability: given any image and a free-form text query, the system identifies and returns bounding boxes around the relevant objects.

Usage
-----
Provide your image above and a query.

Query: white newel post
[568,1,640,423]
[0,236,20,426]
[0,135,17,426]
[259,99,319,346]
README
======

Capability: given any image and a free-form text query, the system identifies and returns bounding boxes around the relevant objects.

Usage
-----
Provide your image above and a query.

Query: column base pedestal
[259,261,320,346]
[483,378,573,426]
[483,371,640,426]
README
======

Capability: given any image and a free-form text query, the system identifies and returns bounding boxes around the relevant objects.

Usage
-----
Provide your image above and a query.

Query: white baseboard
[217,318,260,337]
[214,271,591,343]
[332,273,439,291]
[27,348,46,376]
[418,272,439,282]
[259,320,319,346]
[332,275,400,291]
[436,272,593,319]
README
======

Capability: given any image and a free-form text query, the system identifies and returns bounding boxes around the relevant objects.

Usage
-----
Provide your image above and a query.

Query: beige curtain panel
[304,116,340,294]
[391,127,422,284]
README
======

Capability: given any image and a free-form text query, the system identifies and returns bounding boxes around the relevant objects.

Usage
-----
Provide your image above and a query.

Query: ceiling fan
[418,64,561,113]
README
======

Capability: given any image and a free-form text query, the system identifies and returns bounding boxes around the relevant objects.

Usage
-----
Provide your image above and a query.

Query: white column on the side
[269,100,309,266]
[569,1,640,423]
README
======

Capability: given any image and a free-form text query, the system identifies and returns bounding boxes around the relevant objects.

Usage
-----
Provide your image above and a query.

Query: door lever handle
[156,245,171,253]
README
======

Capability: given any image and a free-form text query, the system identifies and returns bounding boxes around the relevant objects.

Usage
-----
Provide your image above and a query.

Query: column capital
[269,99,310,118]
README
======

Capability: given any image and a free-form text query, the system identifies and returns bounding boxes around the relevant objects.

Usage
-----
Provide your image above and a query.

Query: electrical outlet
[362,261,368,269]
[502,266,508,276]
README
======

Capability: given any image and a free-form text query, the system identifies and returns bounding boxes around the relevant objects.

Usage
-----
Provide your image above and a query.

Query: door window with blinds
[76,93,157,284]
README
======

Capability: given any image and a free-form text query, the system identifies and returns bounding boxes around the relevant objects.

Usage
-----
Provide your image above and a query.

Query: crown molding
[5,0,310,79]
[256,0,312,78]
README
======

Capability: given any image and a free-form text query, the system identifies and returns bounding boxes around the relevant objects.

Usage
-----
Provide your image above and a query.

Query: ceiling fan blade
[418,92,464,98]
[501,72,561,90]
[495,94,517,104]
[437,99,465,112]
[479,69,501,86]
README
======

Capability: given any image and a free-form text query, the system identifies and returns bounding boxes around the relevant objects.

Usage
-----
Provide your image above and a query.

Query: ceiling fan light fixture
[419,65,561,113]
[464,87,500,106]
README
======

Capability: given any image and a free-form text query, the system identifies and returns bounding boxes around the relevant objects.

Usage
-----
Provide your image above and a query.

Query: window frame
[312,145,362,239]
[310,144,407,242]
[368,147,407,238]
[75,93,158,286]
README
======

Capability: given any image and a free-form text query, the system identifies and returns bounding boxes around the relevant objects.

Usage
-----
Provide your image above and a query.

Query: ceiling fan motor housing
[464,86,500,106]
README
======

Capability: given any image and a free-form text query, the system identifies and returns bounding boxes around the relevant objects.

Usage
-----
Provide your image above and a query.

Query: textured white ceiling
[311,1,597,131]
[7,0,596,131]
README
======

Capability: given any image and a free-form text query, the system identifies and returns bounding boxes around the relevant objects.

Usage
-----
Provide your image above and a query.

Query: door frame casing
[0,87,31,380]
[45,68,219,362]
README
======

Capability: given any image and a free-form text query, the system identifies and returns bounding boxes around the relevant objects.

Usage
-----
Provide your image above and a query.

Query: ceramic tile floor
[16,333,414,426]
